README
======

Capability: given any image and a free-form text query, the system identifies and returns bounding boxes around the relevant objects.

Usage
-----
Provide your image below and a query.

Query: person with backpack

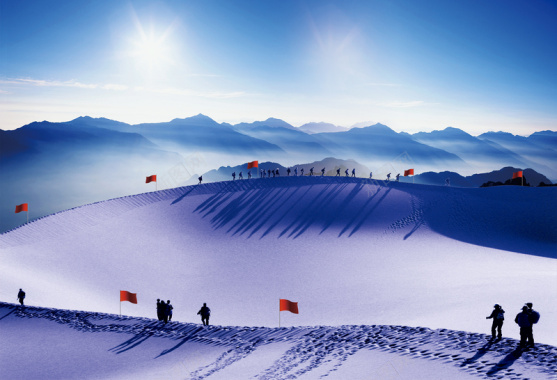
[197,303,211,326]
[17,288,25,306]
[525,302,540,346]
[486,304,505,339]
[198,176,203,184]
[232,172,236,180]
[165,300,173,322]
[336,168,341,176]
[515,306,534,348]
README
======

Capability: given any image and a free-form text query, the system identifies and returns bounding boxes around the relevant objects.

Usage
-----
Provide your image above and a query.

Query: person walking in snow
[396,173,400,182]
[197,303,211,326]
[276,169,280,177]
[345,169,349,177]
[239,171,243,180]
[17,288,25,306]
[386,173,391,181]
[369,172,373,179]
[336,168,341,176]
[486,304,505,339]
[248,171,252,179]
[232,172,236,180]
[300,168,304,176]
[351,168,356,177]
[525,302,540,346]
[321,167,325,176]
[287,167,291,176]
[515,306,534,348]
[309,167,314,176]
[198,176,203,184]
[165,300,173,322]
[156,299,163,321]
[294,167,298,176]
[268,169,272,178]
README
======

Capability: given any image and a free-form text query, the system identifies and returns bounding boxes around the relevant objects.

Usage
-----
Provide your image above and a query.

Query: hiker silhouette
[232,172,236,180]
[336,168,340,176]
[287,168,291,176]
[198,176,202,184]
[156,299,163,321]
[17,288,25,306]
[387,173,391,181]
[369,172,373,179]
[515,306,534,347]
[310,167,314,176]
[525,303,540,347]
[345,169,349,177]
[197,303,211,326]
[486,304,505,339]
[321,168,325,176]
[352,168,356,177]
[239,171,243,179]
[165,300,173,322]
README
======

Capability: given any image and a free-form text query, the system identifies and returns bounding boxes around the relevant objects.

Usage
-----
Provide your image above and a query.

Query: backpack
[529,310,540,324]
[496,311,504,320]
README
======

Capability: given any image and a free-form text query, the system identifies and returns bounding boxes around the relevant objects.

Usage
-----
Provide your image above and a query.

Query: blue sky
[1,0,556,134]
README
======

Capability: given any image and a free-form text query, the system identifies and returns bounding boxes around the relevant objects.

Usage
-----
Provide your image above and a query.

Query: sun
[126,12,178,76]
[133,33,169,69]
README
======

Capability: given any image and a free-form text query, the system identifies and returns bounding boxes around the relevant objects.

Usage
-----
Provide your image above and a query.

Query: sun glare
[126,9,179,77]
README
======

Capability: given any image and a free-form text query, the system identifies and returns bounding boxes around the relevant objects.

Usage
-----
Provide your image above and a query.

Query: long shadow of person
[460,339,494,367]
[486,346,524,376]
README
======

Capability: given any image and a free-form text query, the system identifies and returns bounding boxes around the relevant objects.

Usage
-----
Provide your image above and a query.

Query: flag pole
[279,299,281,328]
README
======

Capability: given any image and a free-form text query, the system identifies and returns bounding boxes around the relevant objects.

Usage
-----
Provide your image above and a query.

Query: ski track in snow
[2,302,556,380]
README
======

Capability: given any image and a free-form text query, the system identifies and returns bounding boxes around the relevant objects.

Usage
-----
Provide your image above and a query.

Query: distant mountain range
[1,114,555,233]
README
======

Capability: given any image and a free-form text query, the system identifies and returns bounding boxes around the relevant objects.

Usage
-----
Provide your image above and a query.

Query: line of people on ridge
[486,302,540,348]
[228,168,403,181]
[156,299,211,326]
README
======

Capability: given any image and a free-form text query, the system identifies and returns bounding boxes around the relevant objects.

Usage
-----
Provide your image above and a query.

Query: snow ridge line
[0,177,388,248]
[2,302,556,379]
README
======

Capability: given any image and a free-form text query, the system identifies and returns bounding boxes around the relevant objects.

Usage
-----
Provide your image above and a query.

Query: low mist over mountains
[1,114,555,233]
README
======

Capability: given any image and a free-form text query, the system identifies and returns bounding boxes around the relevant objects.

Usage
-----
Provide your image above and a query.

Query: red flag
[279,299,298,314]
[247,161,259,169]
[404,169,414,177]
[146,175,157,183]
[15,203,28,213]
[512,171,523,179]
[120,290,137,304]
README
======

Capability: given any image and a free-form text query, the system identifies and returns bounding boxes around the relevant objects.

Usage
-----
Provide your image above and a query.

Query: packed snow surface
[1,303,556,380]
[1,177,556,379]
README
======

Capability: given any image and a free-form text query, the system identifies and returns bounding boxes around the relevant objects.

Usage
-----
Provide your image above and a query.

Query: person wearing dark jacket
[17,289,25,306]
[197,303,211,326]
[486,304,505,339]
[156,299,163,321]
[525,302,540,346]
[166,300,173,322]
[515,306,534,347]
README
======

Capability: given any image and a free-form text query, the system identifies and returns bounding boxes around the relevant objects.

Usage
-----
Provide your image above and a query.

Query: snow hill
[1,177,556,378]
[1,302,556,379]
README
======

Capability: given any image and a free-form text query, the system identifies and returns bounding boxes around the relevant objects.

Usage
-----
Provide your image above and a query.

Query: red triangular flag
[146,175,157,183]
[120,290,137,304]
[404,169,414,177]
[15,203,28,213]
[279,299,298,314]
[247,161,259,169]
[512,171,523,179]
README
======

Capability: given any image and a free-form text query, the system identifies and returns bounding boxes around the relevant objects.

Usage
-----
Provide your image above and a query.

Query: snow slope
[0,177,556,378]
[1,302,556,380]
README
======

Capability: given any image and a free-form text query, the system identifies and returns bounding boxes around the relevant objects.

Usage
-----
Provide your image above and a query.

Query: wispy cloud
[363,83,401,87]
[0,77,128,91]
[377,100,427,108]
[1,77,245,99]
[133,86,247,99]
